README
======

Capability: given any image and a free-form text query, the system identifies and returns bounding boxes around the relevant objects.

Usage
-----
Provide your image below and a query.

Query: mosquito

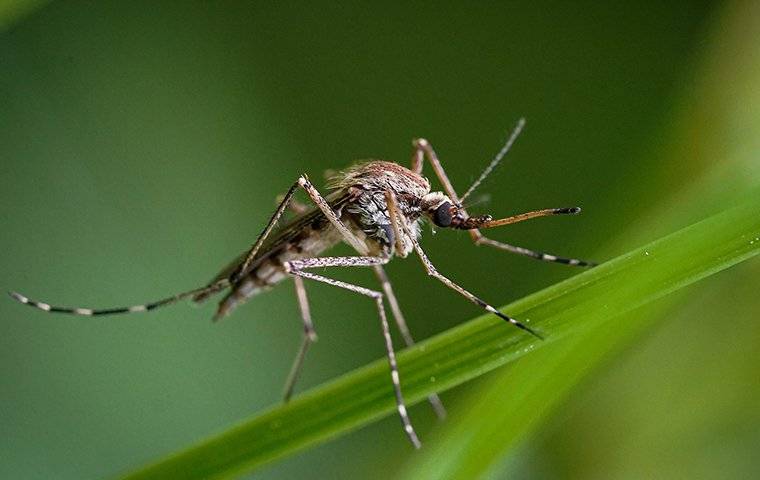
[9,119,595,448]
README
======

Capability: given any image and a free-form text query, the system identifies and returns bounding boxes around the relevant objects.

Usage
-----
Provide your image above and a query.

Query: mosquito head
[421,191,473,229]
[422,191,500,230]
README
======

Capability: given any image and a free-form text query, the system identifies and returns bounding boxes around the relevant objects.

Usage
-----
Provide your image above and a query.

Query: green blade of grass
[399,285,694,479]
[121,193,760,480]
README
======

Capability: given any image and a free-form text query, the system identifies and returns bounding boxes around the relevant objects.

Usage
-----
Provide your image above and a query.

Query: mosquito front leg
[411,136,596,267]
[373,265,446,419]
[387,188,542,339]
[414,240,542,338]
[283,255,422,448]
[474,236,596,267]
[411,138,462,206]
[462,207,597,266]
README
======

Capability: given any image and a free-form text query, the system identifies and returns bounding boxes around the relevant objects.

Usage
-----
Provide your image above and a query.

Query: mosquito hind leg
[9,279,230,318]
[284,255,421,448]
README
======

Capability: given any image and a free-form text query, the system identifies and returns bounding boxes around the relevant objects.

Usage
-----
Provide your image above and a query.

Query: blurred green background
[2,1,758,479]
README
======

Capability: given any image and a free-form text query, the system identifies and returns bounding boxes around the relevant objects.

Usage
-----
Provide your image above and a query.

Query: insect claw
[492,309,545,340]
[512,321,544,340]
[525,326,545,340]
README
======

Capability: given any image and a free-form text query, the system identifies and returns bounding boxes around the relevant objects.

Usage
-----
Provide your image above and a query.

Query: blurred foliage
[2,1,758,479]
[0,0,47,31]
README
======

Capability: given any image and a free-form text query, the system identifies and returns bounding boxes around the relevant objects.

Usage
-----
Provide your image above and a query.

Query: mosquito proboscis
[10,119,596,448]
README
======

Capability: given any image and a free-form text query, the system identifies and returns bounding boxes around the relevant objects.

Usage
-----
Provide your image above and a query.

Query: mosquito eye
[433,202,453,227]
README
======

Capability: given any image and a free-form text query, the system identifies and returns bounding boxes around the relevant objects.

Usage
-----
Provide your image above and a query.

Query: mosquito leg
[410,137,490,247]
[275,193,309,216]
[235,174,367,282]
[11,172,364,319]
[372,266,413,346]
[413,241,542,338]
[373,265,446,420]
[378,193,446,418]
[8,278,230,317]
[411,138,463,207]
[411,138,596,267]
[282,275,317,402]
[284,255,421,448]
[234,182,300,281]
[386,188,543,339]
[466,207,597,266]
[474,236,597,267]
[296,176,369,255]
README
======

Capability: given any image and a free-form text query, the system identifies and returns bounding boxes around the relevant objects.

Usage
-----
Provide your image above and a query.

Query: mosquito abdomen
[213,218,346,320]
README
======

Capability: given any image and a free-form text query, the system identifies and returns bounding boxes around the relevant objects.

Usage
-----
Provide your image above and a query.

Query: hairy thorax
[333,161,431,258]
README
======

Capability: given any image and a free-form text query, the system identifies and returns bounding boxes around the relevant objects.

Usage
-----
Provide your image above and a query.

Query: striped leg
[9,172,363,319]
[373,265,446,420]
[473,236,596,267]
[460,207,597,267]
[284,255,422,449]
[8,279,229,317]
[8,171,368,320]
[410,136,596,267]
[411,240,543,339]
[385,189,543,340]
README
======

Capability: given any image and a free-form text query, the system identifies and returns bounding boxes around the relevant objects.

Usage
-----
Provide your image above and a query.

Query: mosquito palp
[10,121,596,447]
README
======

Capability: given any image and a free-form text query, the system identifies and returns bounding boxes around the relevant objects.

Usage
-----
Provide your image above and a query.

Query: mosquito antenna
[459,118,526,205]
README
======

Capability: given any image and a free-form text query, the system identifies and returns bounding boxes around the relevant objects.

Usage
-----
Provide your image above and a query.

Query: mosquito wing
[193,189,352,302]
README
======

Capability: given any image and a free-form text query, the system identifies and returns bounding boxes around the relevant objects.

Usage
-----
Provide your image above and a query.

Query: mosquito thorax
[329,161,430,198]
